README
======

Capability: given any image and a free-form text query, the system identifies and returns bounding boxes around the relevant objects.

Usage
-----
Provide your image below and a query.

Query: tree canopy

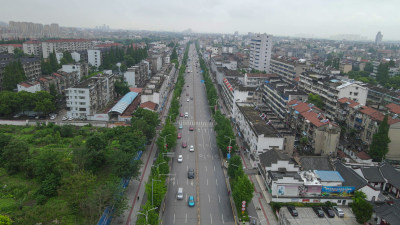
[369,115,391,161]
[1,60,26,91]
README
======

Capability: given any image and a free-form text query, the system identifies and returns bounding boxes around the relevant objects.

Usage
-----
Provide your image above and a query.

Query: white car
[186,98,190,102]
[68,117,73,121]
[185,112,189,118]
[62,116,67,121]
[189,145,194,152]
[177,155,183,162]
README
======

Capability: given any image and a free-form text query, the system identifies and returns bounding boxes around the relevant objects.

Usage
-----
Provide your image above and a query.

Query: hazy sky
[1,0,399,40]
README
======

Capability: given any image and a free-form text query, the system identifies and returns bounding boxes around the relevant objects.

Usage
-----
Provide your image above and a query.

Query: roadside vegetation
[0,107,159,224]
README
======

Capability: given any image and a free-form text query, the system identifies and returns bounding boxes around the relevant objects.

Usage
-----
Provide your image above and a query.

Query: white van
[177,187,183,200]
[184,112,189,118]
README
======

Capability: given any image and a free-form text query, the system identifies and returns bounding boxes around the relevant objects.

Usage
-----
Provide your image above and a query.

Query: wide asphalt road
[161,44,235,225]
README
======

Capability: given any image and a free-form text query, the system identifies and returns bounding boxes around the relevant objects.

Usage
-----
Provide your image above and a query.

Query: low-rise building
[22,40,42,56]
[42,39,94,59]
[0,44,22,54]
[65,73,116,119]
[270,57,308,84]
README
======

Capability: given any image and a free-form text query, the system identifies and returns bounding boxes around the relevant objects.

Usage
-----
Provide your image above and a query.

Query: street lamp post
[137,207,158,225]
[152,179,161,206]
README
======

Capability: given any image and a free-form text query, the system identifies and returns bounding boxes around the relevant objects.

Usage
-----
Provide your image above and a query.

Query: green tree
[34,91,56,115]
[145,177,166,207]
[0,91,21,116]
[13,48,26,58]
[232,175,254,212]
[170,47,178,60]
[376,63,389,85]
[2,139,30,174]
[120,63,127,72]
[351,191,373,224]
[0,215,12,225]
[114,78,130,97]
[111,150,142,178]
[228,155,244,180]
[0,133,10,161]
[369,115,391,161]
[1,60,26,91]
[58,170,96,213]
[17,91,35,113]
[307,93,324,109]
[136,201,159,225]
[364,62,373,72]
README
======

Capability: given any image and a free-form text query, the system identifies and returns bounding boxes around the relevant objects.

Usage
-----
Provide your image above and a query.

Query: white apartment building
[61,64,84,81]
[299,74,368,119]
[88,50,101,68]
[270,57,308,84]
[66,73,116,118]
[42,39,94,58]
[249,33,273,72]
[22,40,42,56]
[124,69,136,87]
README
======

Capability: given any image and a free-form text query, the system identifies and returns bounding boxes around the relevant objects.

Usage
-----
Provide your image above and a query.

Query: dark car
[322,206,335,218]
[313,207,324,218]
[188,168,195,179]
[287,206,298,217]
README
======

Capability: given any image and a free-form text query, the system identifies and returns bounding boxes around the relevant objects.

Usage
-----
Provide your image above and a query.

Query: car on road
[189,145,194,152]
[287,206,298,217]
[177,155,183,162]
[190,97,193,100]
[188,195,195,207]
[179,124,183,129]
[185,112,188,118]
[177,133,182,139]
[322,206,335,218]
[188,168,194,179]
[182,141,187,148]
[186,98,189,102]
[186,93,189,96]
[312,207,325,218]
[180,113,184,117]
[189,127,194,131]
[332,206,344,217]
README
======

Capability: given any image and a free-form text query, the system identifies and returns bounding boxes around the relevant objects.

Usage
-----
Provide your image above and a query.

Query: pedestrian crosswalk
[176,120,214,127]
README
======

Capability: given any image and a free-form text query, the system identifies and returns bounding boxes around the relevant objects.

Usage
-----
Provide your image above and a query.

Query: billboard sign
[321,186,355,197]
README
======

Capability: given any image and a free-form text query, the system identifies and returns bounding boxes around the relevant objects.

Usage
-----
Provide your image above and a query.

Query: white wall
[267,161,299,172]
[88,50,101,67]
[71,52,80,62]
[141,93,160,105]
[257,136,284,154]
[61,64,81,80]
[338,84,368,105]
[124,71,136,87]
[56,52,63,64]
[17,83,41,93]
[360,185,380,201]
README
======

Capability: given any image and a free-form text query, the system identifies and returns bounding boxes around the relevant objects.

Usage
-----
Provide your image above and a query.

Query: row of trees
[101,46,148,72]
[41,51,61,75]
[196,41,253,221]
[0,91,56,116]
[137,43,188,225]
[369,115,391,161]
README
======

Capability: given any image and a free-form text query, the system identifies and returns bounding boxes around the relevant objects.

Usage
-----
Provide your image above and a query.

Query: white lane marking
[177,179,178,186]
[210,213,213,224]
[212,155,214,160]
[214,165,216,171]
[219,194,221,203]
[173,213,176,224]
[222,214,225,224]
[208,194,210,202]
[216,179,218,186]
[187,178,188,185]
[185,213,187,223]
[191,180,193,186]
[205,166,207,172]
[207,178,208,186]
[186,194,187,202]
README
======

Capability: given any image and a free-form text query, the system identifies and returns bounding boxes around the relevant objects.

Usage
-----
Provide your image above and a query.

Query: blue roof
[108,92,138,114]
[315,170,344,182]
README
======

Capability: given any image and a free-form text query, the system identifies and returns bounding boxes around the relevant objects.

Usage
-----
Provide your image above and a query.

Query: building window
[354,92,358,96]
[349,92,352,95]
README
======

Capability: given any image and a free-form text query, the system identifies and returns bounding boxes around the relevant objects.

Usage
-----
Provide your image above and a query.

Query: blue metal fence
[97,150,143,225]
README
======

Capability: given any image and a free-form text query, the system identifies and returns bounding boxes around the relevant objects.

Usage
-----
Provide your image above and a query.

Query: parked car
[182,142,187,148]
[62,116,67,121]
[189,127,194,131]
[287,206,298,217]
[178,133,182,139]
[179,124,183,129]
[177,155,183,163]
[188,168,195,179]
[188,195,195,207]
[332,206,344,217]
[312,207,324,218]
[180,113,184,117]
[322,206,335,218]
[189,145,194,152]
[68,117,73,121]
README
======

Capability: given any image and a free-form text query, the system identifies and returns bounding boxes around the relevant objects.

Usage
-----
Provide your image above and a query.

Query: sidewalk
[240,145,278,225]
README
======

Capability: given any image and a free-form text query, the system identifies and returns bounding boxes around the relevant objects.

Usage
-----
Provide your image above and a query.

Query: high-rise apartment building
[375,31,383,45]
[249,33,273,72]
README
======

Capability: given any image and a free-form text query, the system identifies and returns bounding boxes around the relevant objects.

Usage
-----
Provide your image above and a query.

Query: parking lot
[280,207,359,225]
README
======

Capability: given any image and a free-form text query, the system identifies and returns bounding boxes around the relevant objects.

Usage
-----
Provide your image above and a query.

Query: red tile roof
[356,151,371,160]
[19,82,32,88]
[52,73,62,77]
[293,102,312,113]
[386,103,400,114]
[337,150,347,158]
[360,106,400,125]
[95,43,122,48]
[24,40,41,44]
[301,111,327,127]
[0,44,22,47]
[287,99,298,106]
[130,87,143,93]
[140,101,157,110]
[338,97,360,108]
[293,77,300,82]
[45,39,90,43]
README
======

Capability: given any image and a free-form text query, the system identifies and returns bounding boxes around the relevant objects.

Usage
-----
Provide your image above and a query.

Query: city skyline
[1,0,399,40]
